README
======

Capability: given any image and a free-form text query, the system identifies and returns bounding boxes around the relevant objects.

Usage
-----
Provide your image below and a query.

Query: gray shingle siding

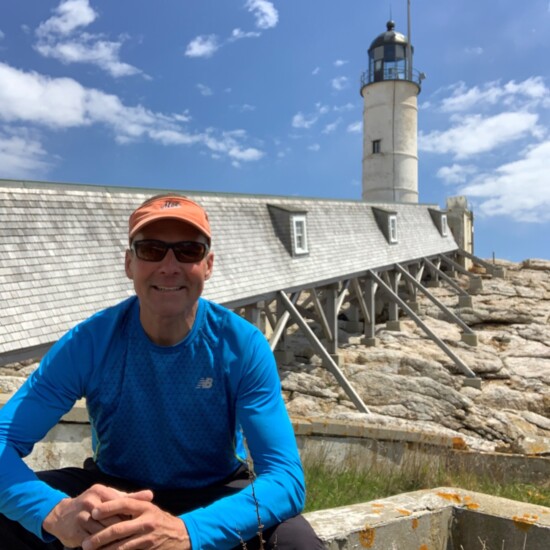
[0,179,458,359]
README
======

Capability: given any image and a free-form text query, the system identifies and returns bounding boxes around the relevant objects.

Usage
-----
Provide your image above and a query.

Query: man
[0,194,324,549]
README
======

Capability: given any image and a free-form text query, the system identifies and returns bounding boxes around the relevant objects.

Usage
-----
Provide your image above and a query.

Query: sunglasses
[131,240,209,263]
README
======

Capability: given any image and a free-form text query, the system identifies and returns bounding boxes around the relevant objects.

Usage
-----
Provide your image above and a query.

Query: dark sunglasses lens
[134,241,168,261]
[173,242,207,262]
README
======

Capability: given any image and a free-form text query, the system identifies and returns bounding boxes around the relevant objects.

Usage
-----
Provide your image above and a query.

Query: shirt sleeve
[0,324,95,540]
[181,325,305,549]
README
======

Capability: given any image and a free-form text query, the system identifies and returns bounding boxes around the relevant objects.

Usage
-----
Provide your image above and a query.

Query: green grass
[303,455,550,513]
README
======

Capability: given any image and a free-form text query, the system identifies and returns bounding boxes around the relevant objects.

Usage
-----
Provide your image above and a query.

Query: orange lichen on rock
[419,545,429,550]
[513,514,539,532]
[436,491,462,504]
[452,437,468,450]
[412,518,419,530]
[358,526,375,548]
[396,508,412,516]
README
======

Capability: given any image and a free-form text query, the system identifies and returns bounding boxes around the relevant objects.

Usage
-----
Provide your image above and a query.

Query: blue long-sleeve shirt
[0,297,305,549]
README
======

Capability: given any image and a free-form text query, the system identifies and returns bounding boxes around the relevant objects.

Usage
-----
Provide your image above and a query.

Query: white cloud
[229,28,261,41]
[440,77,549,113]
[291,103,329,129]
[334,59,348,67]
[36,0,96,38]
[436,164,477,185]
[0,62,263,165]
[0,30,5,40]
[459,140,550,222]
[34,0,142,78]
[464,46,483,55]
[333,103,354,112]
[347,121,362,133]
[36,36,142,77]
[331,76,349,91]
[196,83,213,96]
[308,143,320,152]
[245,0,279,30]
[0,128,52,179]
[312,67,320,76]
[419,112,542,159]
[322,118,342,134]
[185,34,220,58]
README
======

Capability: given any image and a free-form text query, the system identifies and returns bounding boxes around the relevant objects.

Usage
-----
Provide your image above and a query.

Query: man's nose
[159,248,180,270]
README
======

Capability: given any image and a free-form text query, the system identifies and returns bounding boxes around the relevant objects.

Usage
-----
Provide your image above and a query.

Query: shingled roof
[0,179,458,363]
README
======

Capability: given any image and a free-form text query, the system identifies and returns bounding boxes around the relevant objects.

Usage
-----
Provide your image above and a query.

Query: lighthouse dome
[369,20,409,50]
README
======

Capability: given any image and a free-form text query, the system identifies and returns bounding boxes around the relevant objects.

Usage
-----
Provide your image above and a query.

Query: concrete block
[406,301,420,313]
[360,336,378,347]
[463,377,482,389]
[469,277,483,293]
[324,353,343,367]
[458,295,473,308]
[461,333,478,347]
[386,320,402,332]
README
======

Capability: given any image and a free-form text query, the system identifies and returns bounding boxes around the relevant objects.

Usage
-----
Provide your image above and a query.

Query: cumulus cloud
[34,0,142,78]
[440,77,549,113]
[245,0,279,30]
[308,143,320,152]
[291,103,329,129]
[229,28,261,41]
[331,76,349,91]
[196,83,213,96]
[347,121,362,133]
[436,164,477,185]
[185,34,220,58]
[464,46,483,55]
[312,67,320,75]
[459,141,550,222]
[333,59,348,67]
[322,118,342,134]
[36,0,96,38]
[419,112,542,159]
[0,62,263,167]
[0,128,52,179]
[0,30,5,40]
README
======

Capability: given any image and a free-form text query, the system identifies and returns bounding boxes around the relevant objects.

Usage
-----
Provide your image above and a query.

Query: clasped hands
[43,483,190,549]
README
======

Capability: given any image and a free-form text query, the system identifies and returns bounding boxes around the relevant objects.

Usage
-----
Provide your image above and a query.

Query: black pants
[0,459,324,550]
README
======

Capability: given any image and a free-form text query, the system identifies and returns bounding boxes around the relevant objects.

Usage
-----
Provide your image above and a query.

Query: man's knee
[264,514,325,549]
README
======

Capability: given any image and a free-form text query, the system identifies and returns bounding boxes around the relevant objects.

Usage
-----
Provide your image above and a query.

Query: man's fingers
[91,496,147,522]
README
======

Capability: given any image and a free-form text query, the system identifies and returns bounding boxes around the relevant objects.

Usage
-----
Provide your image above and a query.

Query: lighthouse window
[372,140,381,154]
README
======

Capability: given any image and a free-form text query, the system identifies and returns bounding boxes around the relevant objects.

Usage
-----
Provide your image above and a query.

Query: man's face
[125,218,214,328]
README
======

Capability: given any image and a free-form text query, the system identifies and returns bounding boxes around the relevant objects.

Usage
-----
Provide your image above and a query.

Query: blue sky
[0,0,549,261]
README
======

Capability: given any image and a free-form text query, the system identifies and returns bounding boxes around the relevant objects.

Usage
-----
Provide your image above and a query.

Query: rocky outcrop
[1,259,549,456]
[280,259,550,454]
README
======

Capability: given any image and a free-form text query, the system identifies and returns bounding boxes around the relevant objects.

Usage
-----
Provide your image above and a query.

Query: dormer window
[292,215,308,255]
[372,207,398,244]
[429,208,449,237]
[267,204,309,257]
[389,215,398,243]
[441,214,448,236]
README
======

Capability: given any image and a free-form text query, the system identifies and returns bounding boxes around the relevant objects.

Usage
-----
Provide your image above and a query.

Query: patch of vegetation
[303,452,550,513]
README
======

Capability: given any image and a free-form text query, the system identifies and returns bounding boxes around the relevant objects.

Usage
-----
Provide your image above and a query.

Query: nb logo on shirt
[196,377,213,389]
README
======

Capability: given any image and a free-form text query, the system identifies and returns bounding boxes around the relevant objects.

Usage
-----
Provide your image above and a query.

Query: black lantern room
[363,20,418,87]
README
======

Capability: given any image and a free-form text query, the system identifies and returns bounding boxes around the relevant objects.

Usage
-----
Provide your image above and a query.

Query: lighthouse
[360,19,423,203]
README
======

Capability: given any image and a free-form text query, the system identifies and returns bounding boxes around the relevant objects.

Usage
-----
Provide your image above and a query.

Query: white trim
[292,215,308,254]
[389,215,398,243]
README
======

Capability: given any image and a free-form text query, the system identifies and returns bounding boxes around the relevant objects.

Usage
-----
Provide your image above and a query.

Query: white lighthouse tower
[360,19,422,203]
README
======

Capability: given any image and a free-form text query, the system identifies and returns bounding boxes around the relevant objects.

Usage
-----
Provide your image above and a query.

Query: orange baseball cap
[129,195,211,241]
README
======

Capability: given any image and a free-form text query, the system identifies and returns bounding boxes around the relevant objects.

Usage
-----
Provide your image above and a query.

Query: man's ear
[125,249,134,280]
[204,252,214,281]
